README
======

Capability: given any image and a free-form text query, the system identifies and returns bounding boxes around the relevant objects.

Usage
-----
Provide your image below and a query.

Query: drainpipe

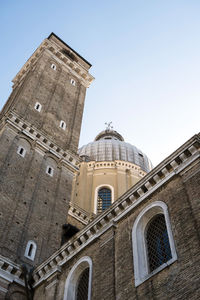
[21,264,34,300]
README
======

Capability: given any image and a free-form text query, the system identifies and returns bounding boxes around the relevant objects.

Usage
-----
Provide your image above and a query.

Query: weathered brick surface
[67,214,86,230]
[0,124,74,265]
[33,161,200,300]
[2,50,87,153]
[0,35,90,270]
[0,34,93,299]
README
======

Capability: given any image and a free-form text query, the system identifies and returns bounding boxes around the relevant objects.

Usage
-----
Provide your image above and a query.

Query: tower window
[70,79,76,86]
[51,63,56,70]
[97,187,112,213]
[34,102,42,112]
[24,241,37,261]
[17,146,26,158]
[60,120,66,130]
[146,214,172,272]
[46,166,54,177]
[28,244,34,257]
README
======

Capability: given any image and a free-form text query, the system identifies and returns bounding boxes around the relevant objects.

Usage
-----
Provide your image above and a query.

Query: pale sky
[1,0,199,166]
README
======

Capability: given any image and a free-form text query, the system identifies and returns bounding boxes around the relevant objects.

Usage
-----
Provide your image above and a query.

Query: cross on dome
[105,122,113,131]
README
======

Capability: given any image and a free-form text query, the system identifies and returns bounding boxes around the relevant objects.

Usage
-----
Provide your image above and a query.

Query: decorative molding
[132,201,177,286]
[86,160,146,176]
[33,133,200,287]
[0,255,24,286]
[68,203,94,225]
[3,111,80,174]
[0,286,8,294]
[12,39,94,89]
[63,256,92,300]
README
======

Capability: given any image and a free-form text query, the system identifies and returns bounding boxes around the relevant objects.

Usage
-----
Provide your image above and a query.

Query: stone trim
[0,255,24,286]
[33,134,200,287]
[132,201,177,286]
[0,286,8,294]
[86,160,146,176]
[63,256,92,300]
[24,240,37,261]
[3,112,80,173]
[12,39,94,89]
[68,203,94,225]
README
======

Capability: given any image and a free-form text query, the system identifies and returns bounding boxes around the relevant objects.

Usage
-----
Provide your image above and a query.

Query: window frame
[94,184,114,214]
[51,63,57,70]
[132,201,177,286]
[17,146,26,158]
[60,120,66,130]
[46,166,54,177]
[63,256,92,300]
[24,240,37,261]
[34,102,42,112]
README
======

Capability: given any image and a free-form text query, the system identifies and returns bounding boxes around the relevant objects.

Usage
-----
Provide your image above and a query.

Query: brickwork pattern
[33,158,200,300]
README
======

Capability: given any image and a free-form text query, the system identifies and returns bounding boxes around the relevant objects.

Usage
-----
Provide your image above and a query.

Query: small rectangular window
[70,79,76,86]
[34,102,42,112]
[17,146,26,157]
[25,241,37,261]
[46,166,54,177]
[60,120,66,130]
[51,64,56,70]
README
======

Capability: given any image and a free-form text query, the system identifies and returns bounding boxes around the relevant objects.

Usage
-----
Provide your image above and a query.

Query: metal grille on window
[76,268,89,300]
[97,188,111,213]
[146,214,172,272]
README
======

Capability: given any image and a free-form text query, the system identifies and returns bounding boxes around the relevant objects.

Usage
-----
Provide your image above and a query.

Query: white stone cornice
[4,112,80,173]
[68,203,94,225]
[86,160,146,176]
[33,133,200,287]
[0,255,24,286]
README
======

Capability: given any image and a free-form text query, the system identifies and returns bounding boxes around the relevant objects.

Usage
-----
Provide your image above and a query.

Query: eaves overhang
[48,32,92,67]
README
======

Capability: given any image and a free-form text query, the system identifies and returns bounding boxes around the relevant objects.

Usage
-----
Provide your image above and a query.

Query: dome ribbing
[78,130,153,173]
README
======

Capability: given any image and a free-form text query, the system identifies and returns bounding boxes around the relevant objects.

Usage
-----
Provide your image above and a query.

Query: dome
[78,130,153,173]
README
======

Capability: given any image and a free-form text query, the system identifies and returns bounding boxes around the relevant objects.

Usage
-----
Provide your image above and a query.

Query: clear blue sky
[1,0,199,166]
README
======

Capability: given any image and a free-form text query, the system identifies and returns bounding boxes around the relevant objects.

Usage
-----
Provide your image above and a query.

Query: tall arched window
[63,256,92,300]
[146,214,172,272]
[76,268,90,300]
[97,187,111,213]
[132,201,177,286]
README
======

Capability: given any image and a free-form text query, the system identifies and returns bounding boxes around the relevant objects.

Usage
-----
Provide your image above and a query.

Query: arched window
[97,187,111,213]
[76,268,89,300]
[132,201,177,286]
[146,214,172,272]
[24,240,37,261]
[63,256,92,300]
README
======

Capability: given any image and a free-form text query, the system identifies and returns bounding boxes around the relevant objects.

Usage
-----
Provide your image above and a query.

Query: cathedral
[0,33,199,300]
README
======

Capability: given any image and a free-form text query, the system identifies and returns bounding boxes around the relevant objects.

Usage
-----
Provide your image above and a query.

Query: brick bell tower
[0,33,93,295]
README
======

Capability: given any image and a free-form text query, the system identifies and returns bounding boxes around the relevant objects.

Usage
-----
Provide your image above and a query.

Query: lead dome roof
[78,130,153,173]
